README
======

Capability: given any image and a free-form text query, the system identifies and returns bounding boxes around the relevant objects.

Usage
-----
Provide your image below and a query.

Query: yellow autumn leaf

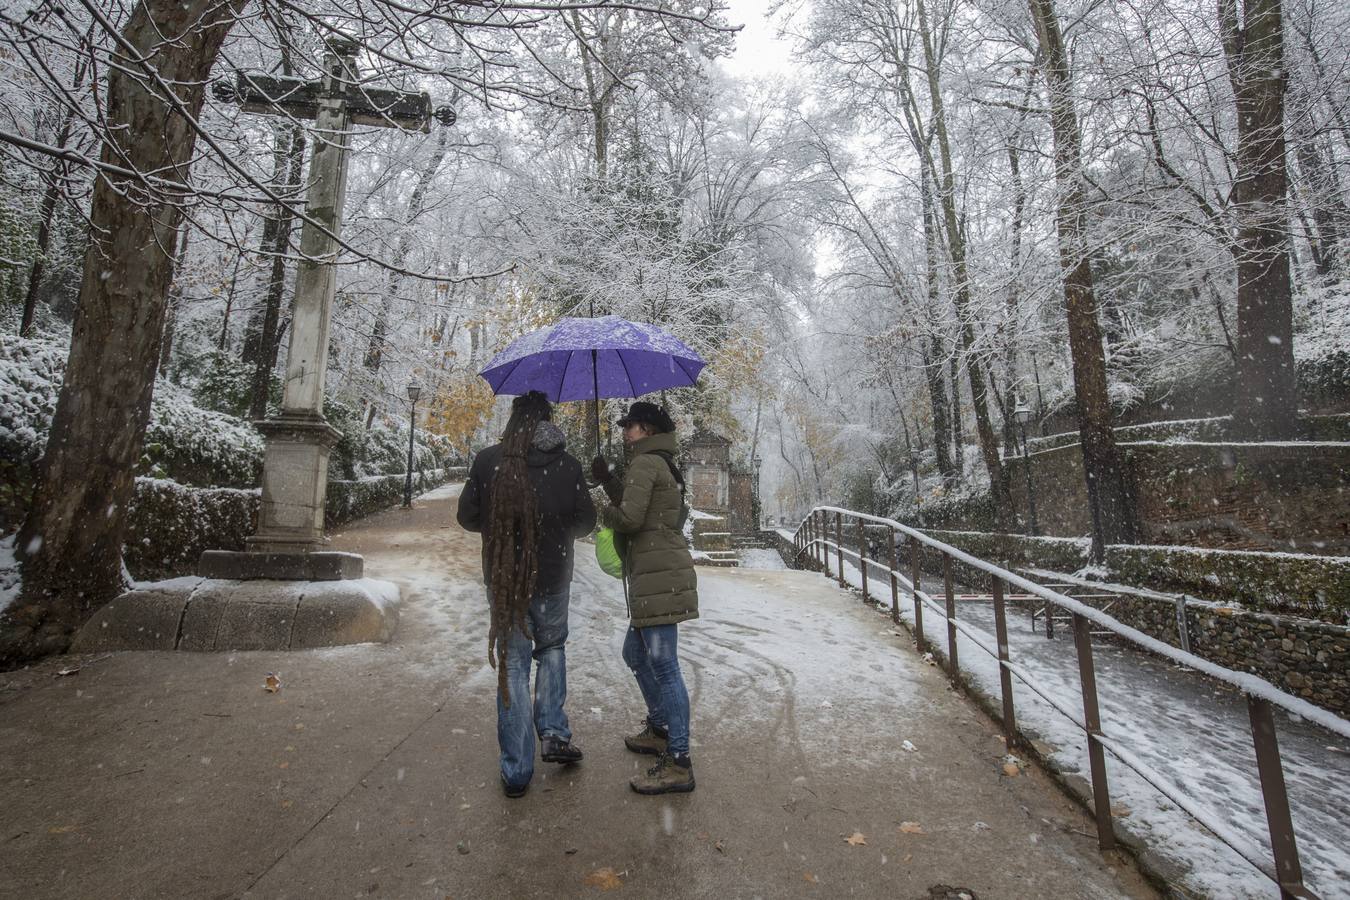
[582,867,623,891]
[899,822,925,834]
[845,832,867,846]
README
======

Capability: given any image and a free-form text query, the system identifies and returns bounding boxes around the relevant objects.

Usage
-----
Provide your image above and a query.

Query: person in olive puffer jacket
[592,400,699,795]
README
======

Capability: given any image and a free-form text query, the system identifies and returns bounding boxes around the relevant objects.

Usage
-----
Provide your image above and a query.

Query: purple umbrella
[479,315,705,402]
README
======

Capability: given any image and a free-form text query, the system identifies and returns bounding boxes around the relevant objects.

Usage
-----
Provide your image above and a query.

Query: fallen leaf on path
[278,762,289,770]
[1111,804,1132,818]
[280,800,292,809]
[1002,762,1020,777]
[714,840,726,854]
[845,832,867,846]
[48,825,78,834]
[899,822,925,834]
[802,872,818,884]
[264,673,281,693]
[583,867,623,890]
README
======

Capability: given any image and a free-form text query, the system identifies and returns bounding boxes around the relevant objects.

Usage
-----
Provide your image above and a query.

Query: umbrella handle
[592,348,601,457]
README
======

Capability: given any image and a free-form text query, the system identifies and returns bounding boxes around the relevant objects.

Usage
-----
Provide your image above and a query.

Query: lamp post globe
[402,380,422,509]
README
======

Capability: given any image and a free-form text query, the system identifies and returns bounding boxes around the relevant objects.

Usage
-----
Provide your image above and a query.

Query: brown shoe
[624,720,669,756]
[629,753,695,795]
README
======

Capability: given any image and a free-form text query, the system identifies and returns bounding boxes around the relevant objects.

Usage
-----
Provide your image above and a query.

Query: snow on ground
[739,548,788,570]
[0,534,19,614]
[817,552,1350,899]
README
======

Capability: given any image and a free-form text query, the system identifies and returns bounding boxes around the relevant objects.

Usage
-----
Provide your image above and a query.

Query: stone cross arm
[214,72,456,133]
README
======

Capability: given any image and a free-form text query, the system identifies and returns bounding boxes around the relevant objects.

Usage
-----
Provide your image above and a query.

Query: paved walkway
[0,487,1155,899]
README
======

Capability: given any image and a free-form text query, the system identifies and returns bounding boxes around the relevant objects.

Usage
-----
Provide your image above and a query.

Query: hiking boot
[629,753,695,795]
[501,776,528,799]
[541,737,583,764]
[624,720,669,756]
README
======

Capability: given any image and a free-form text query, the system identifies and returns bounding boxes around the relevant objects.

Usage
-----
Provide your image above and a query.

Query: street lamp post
[1014,400,1038,536]
[402,380,422,509]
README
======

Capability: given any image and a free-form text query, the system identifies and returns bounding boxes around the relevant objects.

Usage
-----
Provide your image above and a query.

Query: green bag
[595,527,626,579]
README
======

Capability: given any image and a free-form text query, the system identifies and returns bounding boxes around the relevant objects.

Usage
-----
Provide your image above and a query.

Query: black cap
[616,401,675,434]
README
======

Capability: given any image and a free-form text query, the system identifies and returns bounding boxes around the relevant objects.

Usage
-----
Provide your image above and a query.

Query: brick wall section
[1004,442,1350,555]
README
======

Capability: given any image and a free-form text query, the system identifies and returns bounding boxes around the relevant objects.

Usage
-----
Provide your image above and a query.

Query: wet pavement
[0,486,1157,899]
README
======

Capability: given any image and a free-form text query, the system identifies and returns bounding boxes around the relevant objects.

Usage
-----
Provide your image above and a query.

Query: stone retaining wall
[1002,441,1350,556]
[910,529,1350,717]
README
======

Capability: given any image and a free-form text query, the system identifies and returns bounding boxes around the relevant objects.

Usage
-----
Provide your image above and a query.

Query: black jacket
[456,423,597,593]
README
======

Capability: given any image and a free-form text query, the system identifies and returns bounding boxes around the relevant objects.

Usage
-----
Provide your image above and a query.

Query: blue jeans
[622,624,691,756]
[496,587,572,787]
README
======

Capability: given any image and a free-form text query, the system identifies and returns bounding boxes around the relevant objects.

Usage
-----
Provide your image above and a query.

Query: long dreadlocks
[485,391,551,707]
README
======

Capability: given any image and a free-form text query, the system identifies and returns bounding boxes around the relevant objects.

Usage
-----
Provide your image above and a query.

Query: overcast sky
[720,0,795,79]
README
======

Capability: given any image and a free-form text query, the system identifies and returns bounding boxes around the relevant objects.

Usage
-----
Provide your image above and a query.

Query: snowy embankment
[813,549,1350,899]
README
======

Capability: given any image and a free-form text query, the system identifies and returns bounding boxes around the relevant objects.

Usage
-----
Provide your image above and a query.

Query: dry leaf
[264,673,281,693]
[280,800,292,809]
[48,825,78,834]
[583,867,623,891]
[1002,762,1020,777]
[899,822,925,834]
[714,840,726,854]
[802,872,819,884]
[278,762,290,770]
[845,832,867,846]
[1111,804,1132,818]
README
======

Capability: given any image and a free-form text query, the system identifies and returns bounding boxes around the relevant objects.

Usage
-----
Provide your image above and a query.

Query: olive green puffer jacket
[602,432,699,628]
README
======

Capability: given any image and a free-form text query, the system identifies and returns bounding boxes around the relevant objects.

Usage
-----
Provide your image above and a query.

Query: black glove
[590,456,612,484]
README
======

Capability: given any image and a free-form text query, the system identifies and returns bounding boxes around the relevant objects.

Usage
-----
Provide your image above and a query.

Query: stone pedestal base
[198,550,363,581]
[69,577,399,653]
[250,413,344,553]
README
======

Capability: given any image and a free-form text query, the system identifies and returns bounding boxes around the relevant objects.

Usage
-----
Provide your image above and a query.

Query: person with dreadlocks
[591,401,699,795]
[457,391,597,798]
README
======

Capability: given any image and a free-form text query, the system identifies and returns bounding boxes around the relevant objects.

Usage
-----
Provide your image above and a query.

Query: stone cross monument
[200,37,454,581]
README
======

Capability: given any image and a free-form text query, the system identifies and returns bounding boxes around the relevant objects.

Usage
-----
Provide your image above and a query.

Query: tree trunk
[364,127,452,373]
[919,171,955,481]
[5,0,242,666]
[1289,87,1344,282]
[915,0,1010,525]
[1028,0,1138,556]
[248,126,305,420]
[158,223,193,378]
[1220,0,1299,438]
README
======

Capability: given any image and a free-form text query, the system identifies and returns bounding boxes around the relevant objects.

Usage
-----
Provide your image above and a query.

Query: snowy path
[831,554,1350,899]
[0,489,1156,899]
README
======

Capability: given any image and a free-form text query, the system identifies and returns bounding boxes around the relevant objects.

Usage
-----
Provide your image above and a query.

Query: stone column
[200,39,362,581]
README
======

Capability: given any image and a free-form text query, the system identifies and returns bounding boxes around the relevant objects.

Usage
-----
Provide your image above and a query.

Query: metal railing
[792,505,1343,900]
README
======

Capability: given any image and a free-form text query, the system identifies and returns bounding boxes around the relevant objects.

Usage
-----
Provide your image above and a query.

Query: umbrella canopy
[479,315,705,401]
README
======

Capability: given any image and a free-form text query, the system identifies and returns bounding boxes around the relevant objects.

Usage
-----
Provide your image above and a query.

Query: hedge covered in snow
[124,469,463,581]
[125,479,260,581]
[0,333,463,535]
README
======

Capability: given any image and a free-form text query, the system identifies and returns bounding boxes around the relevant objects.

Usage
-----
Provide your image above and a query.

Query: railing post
[943,553,958,679]
[803,514,812,568]
[1247,694,1309,899]
[991,578,1018,747]
[1045,596,1055,639]
[911,540,925,653]
[835,511,845,588]
[816,511,825,569]
[1072,613,1115,851]
[888,526,900,625]
[858,519,869,603]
